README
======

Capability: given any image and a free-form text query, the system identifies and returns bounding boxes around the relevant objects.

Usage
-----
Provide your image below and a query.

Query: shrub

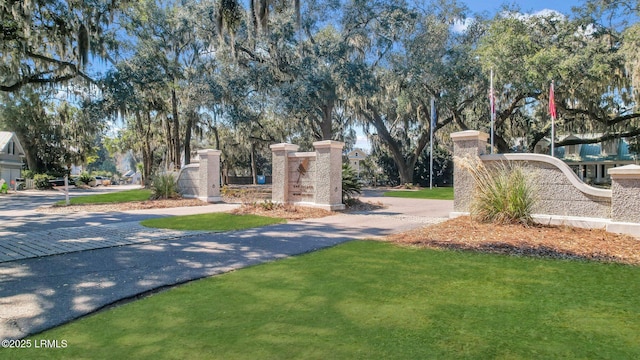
[22,170,35,179]
[78,172,94,185]
[33,174,53,190]
[151,173,179,199]
[342,163,362,202]
[259,199,277,210]
[456,156,537,225]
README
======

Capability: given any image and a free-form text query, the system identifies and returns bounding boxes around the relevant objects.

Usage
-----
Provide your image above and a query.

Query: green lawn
[56,189,152,205]
[140,212,285,231]
[383,186,454,200]
[8,241,640,359]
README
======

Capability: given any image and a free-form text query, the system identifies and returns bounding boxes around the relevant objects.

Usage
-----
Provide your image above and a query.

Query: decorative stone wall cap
[270,143,300,152]
[197,149,222,156]
[450,130,490,142]
[481,153,612,199]
[312,140,345,149]
[608,164,640,178]
[289,152,317,158]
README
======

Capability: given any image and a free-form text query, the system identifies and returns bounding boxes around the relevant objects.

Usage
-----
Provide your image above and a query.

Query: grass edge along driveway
[140,212,285,231]
[383,187,453,200]
[55,189,152,206]
[10,241,640,359]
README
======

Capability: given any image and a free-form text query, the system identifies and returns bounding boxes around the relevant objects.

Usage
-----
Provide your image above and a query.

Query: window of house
[566,144,579,156]
[602,140,618,156]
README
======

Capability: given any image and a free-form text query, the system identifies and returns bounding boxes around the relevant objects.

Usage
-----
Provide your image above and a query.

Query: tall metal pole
[550,80,556,157]
[490,69,495,154]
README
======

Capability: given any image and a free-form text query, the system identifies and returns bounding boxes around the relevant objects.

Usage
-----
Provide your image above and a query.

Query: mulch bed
[230,203,334,220]
[37,199,208,213]
[389,216,640,266]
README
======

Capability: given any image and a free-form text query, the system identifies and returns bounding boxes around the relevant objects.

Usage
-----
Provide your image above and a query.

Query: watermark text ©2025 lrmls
[2,338,68,349]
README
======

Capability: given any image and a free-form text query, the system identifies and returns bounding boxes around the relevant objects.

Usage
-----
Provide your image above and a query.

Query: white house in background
[347,148,367,176]
[0,132,25,185]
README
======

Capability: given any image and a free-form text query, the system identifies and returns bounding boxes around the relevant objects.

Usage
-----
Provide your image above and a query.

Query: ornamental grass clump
[151,173,180,199]
[456,156,537,225]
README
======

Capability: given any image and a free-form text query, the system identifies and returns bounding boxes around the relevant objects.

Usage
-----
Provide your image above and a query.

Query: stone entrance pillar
[609,165,640,223]
[313,140,345,211]
[450,130,489,213]
[269,143,299,204]
[197,149,222,203]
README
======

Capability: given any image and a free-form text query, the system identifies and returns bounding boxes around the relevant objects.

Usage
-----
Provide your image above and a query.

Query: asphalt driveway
[0,189,453,340]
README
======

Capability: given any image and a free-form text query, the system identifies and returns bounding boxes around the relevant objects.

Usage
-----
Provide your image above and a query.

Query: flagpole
[490,69,495,154]
[550,80,556,157]
[430,97,435,189]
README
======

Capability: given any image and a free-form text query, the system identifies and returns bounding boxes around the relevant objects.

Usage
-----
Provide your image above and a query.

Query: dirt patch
[37,199,208,213]
[389,216,640,266]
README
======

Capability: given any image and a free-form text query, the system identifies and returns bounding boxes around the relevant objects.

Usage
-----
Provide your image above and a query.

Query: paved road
[0,189,453,340]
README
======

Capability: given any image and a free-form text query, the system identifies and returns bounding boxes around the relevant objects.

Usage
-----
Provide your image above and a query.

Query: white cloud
[354,134,371,152]
[452,18,474,33]
[502,9,566,21]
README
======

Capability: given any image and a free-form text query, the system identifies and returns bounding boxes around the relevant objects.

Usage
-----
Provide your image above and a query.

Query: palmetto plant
[342,163,362,203]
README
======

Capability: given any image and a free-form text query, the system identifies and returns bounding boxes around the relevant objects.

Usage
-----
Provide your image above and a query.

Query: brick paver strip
[0,222,207,263]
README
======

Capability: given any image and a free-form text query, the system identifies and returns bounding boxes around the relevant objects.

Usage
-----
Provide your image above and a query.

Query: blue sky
[463,0,585,16]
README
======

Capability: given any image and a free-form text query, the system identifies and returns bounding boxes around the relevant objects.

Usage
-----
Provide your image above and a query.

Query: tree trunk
[212,126,220,150]
[171,86,181,169]
[320,101,333,140]
[134,111,153,188]
[363,105,418,185]
[222,160,228,185]
[164,115,173,170]
[23,148,38,173]
[145,111,155,188]
[184,112,194,166]
[396,160,416,184]
[250,142,257,185]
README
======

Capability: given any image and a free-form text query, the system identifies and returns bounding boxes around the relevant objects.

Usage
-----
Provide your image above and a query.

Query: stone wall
[481,154,611,219]
[177,165,199,198]
[176,149,222,203]
[450,130,640,237]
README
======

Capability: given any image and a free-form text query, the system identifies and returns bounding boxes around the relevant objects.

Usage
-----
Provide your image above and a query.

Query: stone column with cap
[197,149,222,203]
[608,164,640,223]
[450,130,489,213]
[270,143,299,204]
[313,140,345,211]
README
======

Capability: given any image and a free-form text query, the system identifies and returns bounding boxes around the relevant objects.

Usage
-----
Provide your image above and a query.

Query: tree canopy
[2,0,639,185]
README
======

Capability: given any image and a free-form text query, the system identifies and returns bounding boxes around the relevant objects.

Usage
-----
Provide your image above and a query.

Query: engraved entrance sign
[288,155,316,203]
[270,141,345,211]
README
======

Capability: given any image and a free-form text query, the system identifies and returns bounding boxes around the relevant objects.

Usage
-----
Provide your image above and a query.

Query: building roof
[347,149,367,159]
[555,138,635,163]
[0,131,25,156]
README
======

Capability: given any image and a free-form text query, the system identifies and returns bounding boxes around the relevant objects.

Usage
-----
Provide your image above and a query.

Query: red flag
[549,81,557,119]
